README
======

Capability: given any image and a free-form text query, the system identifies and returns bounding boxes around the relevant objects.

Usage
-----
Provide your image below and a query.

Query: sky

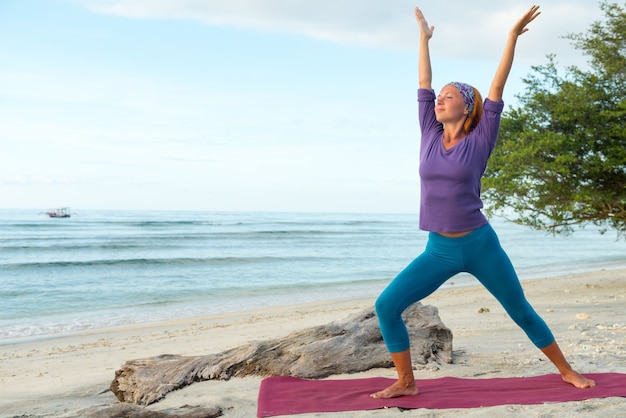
[0,1,607,214]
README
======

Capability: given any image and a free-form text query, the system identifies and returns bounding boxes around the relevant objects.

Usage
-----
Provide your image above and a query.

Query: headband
[448,82,475,115]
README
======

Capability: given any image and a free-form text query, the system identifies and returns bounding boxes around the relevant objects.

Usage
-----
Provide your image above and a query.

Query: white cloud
[82,0,605,64]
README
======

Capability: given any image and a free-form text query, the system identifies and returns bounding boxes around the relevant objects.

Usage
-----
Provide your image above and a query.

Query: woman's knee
[509,308,553,345]
[374,292,398,321]
[510,310,539,328]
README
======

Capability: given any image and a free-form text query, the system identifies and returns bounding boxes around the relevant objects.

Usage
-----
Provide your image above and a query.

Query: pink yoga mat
[257,373,626,417]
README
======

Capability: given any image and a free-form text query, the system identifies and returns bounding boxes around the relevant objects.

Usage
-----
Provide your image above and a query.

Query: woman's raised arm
[488,5,541,102]
[415,7,434,90]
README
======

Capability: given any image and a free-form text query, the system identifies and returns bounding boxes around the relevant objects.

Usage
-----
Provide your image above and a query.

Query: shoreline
[2,267,626,417]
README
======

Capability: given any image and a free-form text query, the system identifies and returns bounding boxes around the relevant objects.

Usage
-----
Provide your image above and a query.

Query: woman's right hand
[414,7,434,40]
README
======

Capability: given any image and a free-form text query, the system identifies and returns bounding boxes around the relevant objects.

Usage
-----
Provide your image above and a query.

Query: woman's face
[435,85,468,123]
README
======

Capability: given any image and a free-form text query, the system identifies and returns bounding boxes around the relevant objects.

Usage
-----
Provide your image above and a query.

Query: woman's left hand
[512,5,541,37]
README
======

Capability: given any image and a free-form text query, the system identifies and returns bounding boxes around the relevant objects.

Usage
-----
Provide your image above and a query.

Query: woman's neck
[442,124,466,150]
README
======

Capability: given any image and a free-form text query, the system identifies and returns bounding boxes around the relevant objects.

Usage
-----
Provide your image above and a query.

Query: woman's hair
[463,87,483,135]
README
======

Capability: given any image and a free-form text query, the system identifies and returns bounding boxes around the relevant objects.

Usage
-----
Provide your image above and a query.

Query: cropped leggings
[375,223,554,353]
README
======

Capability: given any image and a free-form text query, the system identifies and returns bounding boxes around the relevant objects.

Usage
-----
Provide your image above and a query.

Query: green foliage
[483,1,626,238]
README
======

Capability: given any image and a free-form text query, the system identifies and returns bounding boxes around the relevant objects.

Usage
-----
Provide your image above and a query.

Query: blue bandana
[448,82,475,114]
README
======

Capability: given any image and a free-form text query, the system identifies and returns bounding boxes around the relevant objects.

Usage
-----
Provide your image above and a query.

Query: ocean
[1,209,624,344]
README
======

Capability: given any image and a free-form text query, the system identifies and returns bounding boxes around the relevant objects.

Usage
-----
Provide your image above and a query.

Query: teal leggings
[375,223,554,353]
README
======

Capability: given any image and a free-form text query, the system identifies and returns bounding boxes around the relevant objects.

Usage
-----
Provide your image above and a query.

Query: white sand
[1,267,625,417]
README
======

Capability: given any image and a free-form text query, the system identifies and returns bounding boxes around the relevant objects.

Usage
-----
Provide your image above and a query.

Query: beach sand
[2,267,625,417]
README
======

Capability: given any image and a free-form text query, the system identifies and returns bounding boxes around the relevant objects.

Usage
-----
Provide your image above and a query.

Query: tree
[483,1,626,237]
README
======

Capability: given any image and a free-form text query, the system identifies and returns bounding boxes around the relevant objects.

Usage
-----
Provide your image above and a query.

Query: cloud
[82,0,605,64]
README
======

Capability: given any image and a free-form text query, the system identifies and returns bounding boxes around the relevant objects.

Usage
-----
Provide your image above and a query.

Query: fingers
[525,5,541,24]
[515,5,540,36]
[414,6,424,22]
[414,6,434,37]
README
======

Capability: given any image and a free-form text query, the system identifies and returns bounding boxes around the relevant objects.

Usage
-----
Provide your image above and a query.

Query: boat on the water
[46,207,72,218]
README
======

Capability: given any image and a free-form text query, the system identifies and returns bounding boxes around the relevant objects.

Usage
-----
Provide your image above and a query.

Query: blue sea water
[1,209,624,343]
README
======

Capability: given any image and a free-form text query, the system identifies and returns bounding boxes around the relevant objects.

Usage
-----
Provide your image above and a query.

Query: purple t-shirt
[417,88,504,233]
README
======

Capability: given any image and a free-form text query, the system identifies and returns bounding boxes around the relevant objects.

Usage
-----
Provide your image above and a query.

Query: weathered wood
[77,403,222,418]
[111,303,452,405]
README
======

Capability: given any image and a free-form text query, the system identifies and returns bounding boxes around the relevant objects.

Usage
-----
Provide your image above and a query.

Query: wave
[1,255,319,270]
[0,243,153,252]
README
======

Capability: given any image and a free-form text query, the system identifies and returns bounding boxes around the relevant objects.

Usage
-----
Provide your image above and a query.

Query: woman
[371,5,596,399]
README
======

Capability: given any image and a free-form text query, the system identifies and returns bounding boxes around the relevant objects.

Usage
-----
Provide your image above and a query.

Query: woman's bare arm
[488,5,541,102]
[415,7,434,90]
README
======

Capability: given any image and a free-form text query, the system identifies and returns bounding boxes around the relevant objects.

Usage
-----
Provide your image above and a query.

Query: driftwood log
[111,303,452,406]
[77,403,222,418]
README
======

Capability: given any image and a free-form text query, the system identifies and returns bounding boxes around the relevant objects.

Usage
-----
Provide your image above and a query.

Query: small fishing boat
[46,207,72,218]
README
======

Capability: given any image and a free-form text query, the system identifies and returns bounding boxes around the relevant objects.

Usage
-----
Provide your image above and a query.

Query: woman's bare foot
[562,370,596,388]
[370,380,419,399]
[540,341,596,389]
